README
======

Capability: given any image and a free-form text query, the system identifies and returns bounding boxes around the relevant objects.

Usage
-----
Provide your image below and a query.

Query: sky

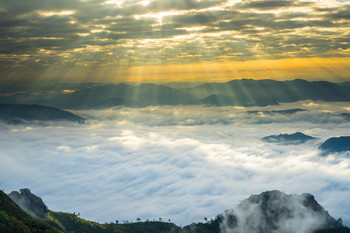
[1,101,350,226]
[1,0,350,83]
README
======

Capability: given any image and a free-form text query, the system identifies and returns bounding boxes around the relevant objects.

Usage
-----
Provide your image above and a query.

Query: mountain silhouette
[320,136,350,154]
[2,79,350,109]
[219,190,345,233]
[0,104,84,124]
[247,108,307,115]
[4,189,350,233]
[262,132,316,144]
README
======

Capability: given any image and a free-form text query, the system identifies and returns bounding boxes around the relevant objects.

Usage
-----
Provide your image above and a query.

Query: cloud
[0,0,350,79]
[0,101,350,226]
[220,191,335,233]
[235,0,304,9]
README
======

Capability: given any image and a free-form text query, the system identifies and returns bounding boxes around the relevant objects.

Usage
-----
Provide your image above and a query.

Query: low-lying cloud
[0,101,350,226]
[220,191,336,233]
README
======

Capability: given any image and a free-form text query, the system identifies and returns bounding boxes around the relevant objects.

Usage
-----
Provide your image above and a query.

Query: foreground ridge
[2,189,350,233]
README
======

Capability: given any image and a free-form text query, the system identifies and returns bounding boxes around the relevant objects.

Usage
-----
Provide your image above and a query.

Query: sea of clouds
[1,101,350,226]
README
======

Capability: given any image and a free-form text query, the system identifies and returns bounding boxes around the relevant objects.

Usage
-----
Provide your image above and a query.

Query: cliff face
[9,188,48,218]
[0,190,56,233]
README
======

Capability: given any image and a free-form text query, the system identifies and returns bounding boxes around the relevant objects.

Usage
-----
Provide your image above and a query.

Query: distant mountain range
[1,79,350,109]
[2,188,349,233]
[262,133,350,154]
[247,108,307,115]
[263,132,317,144]
[0,104,84,124]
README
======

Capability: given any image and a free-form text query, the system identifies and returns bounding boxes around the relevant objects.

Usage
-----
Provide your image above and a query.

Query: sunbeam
[1,0,350,232]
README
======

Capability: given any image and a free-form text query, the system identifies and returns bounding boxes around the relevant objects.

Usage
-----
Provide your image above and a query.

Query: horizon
[1,77,349,92]
[1,0,350,229]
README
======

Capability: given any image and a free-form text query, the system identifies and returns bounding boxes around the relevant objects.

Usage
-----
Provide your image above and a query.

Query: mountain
[218,190,346,233]
[0,190,57,233]
[4,189,350,233]
[262,132,316,144]
[0,104,84,124]
[341,82,350,88]
[7,188,181,233]
[319,136,350,154]
[183,79,350,106]
[2,79,350,109]
[9,189,48,218]
[199,94,250,106]
[247,108,307,115]
[12,83,194,109]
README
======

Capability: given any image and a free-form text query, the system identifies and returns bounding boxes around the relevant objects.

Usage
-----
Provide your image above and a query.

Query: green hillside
[45,211,180,233]
[2,189,350,233]
[0,190,57,233]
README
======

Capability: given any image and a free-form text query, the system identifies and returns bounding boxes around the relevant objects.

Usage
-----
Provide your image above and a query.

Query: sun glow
[117,57,350,83]
[37,10,75,17]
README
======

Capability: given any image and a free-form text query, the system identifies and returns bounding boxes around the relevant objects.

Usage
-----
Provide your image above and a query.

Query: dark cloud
[236,0,299,9]
[145,0,224,12]
[328,5,350,19]
[164,13,220,26]
[0,0,349,71]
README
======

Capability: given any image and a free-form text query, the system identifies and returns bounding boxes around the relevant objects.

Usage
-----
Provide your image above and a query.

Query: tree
[7,218,31,233]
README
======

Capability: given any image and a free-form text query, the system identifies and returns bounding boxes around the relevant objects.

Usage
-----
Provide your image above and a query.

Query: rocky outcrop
[220,190,342,233]
[9,188,48,218]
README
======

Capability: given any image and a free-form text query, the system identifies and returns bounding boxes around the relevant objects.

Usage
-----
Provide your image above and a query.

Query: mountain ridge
[320,136,350,154]
[1,79,350,109]
[263,132,317,144]
[0,104,84,124]
[3,188,350,233]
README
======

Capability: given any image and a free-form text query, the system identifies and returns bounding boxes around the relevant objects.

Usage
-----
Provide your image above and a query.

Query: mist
[220,191,336,233]
[0,101,350,226]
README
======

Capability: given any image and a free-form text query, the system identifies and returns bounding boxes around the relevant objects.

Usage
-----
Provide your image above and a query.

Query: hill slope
[2,79,350,109]
[0,104,84,124]
[4,189,350,233]
[0,190,57,233]
[219,190,343,233]
[262,132,316,144]
[320,136,350,154]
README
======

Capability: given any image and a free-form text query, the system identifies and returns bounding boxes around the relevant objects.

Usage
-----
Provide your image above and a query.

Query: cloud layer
[220,191,336,233]
[1,101,350,226]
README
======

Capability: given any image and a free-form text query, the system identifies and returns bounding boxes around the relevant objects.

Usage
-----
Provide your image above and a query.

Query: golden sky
[1,0,350,83]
